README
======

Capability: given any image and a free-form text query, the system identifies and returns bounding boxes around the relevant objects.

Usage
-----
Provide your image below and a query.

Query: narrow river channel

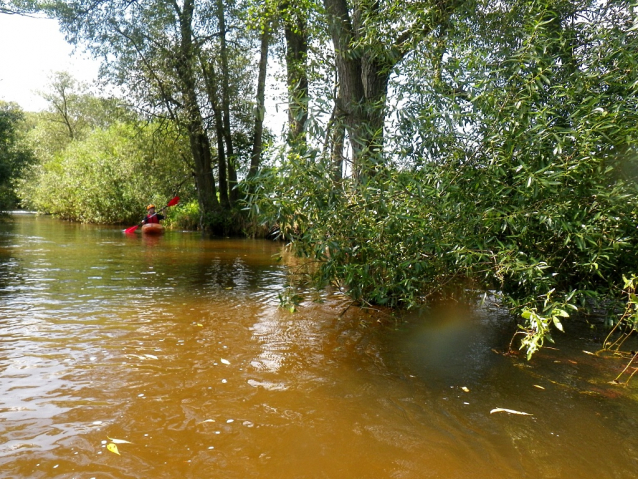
[1,214,637,478]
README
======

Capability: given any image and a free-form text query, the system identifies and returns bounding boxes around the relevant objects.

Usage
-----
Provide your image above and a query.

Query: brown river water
[1,213,638,479]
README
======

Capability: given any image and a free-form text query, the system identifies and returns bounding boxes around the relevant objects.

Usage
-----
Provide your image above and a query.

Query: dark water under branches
[1,214,637,478]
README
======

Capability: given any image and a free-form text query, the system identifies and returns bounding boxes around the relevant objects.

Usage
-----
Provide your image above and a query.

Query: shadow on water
[1,214,638,478]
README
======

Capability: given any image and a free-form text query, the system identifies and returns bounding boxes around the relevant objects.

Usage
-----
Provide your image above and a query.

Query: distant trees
[0,102,35,211]
[15,72,191,223]
[20,121,190,223]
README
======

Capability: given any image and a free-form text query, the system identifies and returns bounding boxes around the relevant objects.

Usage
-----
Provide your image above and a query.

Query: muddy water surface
[1,214,638,478]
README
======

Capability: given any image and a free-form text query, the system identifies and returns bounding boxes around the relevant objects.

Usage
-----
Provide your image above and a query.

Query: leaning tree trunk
[176,0,222,230]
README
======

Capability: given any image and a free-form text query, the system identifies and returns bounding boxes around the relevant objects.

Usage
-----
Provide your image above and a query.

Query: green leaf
[552,316,564,332]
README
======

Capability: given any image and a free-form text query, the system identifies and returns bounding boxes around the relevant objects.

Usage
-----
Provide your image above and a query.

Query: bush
[19,121,192,224]
[167,200,200,230]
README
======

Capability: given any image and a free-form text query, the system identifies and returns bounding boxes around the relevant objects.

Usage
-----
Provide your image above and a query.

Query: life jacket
[145,214,160,224]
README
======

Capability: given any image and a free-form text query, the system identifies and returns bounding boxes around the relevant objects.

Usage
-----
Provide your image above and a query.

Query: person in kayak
[142,204,165,224]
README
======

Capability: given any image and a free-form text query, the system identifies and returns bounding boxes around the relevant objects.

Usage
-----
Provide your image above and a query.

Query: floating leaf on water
[533,385,545,390]
[490,408,533,416]
[107,443,120,455]
[461,387,470,393]
[107,437,133,444]
[221,359,230,365]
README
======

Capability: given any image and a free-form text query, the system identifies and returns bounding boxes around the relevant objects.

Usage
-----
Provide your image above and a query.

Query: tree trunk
[322,0,459,179]
[216,0,238,205]
[214,106,230,209]
[282,3,308,145]
[323,0,386,179]
[175,0,221,229]
[329,104,345,181]
[201,59,231,209]
[249,22,271,182]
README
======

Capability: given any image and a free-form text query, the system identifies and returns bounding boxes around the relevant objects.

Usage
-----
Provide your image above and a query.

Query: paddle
[124,196,180,234]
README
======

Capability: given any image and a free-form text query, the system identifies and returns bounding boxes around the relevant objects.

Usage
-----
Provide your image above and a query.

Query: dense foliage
[0,102,35,211]
[20,121,192,224]
[12,72,194,224]
[248,0,638,357]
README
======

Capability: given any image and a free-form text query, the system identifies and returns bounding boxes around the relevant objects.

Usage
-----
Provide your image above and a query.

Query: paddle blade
[124,224,139,234]
[167,196,180,207]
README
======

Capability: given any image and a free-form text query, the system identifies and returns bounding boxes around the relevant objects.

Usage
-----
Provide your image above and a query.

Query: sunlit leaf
[107,443,121,455]
[490,408,533,416]
[552,317,564,332]
[107,437,133,444]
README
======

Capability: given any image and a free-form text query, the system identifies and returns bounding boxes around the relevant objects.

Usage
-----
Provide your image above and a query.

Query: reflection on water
[1,214,638,478]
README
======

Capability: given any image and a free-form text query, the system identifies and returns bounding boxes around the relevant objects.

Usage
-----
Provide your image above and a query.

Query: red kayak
[123,196,180,234]
[141,223,165,235]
